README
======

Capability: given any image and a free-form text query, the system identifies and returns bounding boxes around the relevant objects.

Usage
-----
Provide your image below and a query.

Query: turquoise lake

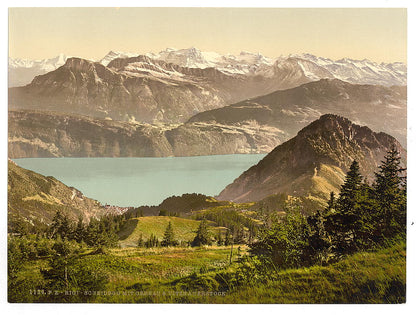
[14,155,266,207]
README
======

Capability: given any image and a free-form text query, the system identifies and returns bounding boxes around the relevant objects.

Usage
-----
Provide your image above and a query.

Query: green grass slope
[214,241,406,303]
[118,216,224,247]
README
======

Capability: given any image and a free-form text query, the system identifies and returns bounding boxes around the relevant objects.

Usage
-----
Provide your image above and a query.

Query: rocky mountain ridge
[102,48,407,86]
[9,48,406,89]
[217,114,406,204]
[8,110,285,158]
[189,79,407,146]
[9,78,406,158]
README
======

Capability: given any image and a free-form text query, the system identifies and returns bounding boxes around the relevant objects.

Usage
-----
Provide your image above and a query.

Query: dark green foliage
[224,229,233,246]
[216,231,224,246]
[8,236,27,279]
[161,222,179,247]
[40,238,109,302]
[48,210,123,248]
[73,216,86,243]
[7,236,46,302]
[250,148,406,270]
[83,217,119,248]
[192,219,212,247]
[145,234,160,248]
[34,237,55,257]
[373,146,406,238]
[125,193,227,218]
[326,160,363,254]
[137,233,144,247]
[49,210,74,240]
[249,205,311,269]
[306,209,332,265]
[174,272,220,291]
[193,206,260,242]
[233,227,246,244]
[323,148,406,255]
[157,193,225,214]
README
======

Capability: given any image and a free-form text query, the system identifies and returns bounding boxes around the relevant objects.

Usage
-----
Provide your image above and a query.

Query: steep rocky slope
[217,114,406,204]
[8,160,108,226]
[8,110,285,158]
[9,77,406,158]
[8,57,228,124]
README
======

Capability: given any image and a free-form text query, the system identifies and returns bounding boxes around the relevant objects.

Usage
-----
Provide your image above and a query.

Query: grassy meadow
[118,216,225,247]
[10,239,405,303]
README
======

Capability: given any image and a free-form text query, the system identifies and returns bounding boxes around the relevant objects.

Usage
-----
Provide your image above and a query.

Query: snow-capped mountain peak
[9,48,407,88]
[8,53,69,87]
[100,51,139,66]
[280,53,407,86]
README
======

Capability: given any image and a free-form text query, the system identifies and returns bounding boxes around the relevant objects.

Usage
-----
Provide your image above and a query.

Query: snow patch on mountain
[284,53,407,86]
[9,53,68,70]
[9,48,407,88]
[100,51,139,66]
[9,53,69,87]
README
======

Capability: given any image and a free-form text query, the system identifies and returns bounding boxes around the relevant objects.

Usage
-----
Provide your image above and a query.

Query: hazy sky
[9,7,407,63]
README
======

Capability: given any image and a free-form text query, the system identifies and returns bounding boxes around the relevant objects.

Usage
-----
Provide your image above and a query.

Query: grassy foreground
[12,241,405,303]
[216,241,406,303]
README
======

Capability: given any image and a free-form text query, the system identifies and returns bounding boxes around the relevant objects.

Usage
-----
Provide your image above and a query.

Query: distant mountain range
[9,47,406,88]
[8,47,407,159]
[8,53,68,87]
[102,48,407,86]
[9,78,406,159]
[217,114,406,206]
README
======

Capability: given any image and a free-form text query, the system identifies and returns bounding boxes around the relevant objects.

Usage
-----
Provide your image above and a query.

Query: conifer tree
[137,233,144,247]
[327,160,363,254]
[373,145,406,238]
[325,191,336,214]
[50,211,73,240]
[145,234,159,248]
[192,219,212,246]
[337,160,362,215]
[74,216,86,243]
[161,221,178,247]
